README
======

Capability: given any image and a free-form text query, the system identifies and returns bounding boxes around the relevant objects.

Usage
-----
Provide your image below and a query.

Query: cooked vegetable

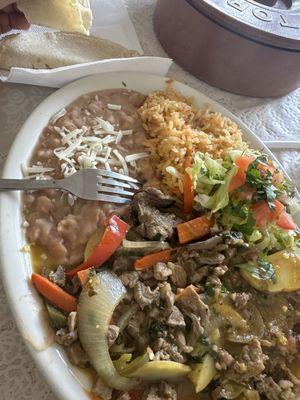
[31,273,77,313]
[128,360,191,380]
[240,250,300,292]
[227,304,264,343]
[251,200,284,228]
[220,382,245,399]
[229,155,254,192]
[183,156,194,214]
[46,303,67,329]
[134,249,175,270]
[188,152,227,193]
[67,215,129,276]
[195,165,238,213]
[237,390,260,400]
[213,302,247,330]
[77,270,138,390]
[246,155,279,208]
[238,259,277,285]
[276,210,297,230]
[290,358,300,380]
[113,353,149,377]
[77,268,91,286]
[188,353,217,393]
[122,239,170,249]
[84,228,105,260]
[120,239,171,257]
[177,215,214,244]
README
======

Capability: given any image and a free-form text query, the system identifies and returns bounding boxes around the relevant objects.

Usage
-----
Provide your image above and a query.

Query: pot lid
[186,0,300,50]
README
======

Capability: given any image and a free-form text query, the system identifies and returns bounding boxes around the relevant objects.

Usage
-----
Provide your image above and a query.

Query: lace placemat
[0,0,299,399]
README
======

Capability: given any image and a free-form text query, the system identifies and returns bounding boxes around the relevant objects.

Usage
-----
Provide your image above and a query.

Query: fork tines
[96,169,141,203]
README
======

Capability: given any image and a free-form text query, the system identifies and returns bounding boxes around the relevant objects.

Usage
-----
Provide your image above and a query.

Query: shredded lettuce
[195,165,238,213]
[187,152,227,195]
[257,224,297,252]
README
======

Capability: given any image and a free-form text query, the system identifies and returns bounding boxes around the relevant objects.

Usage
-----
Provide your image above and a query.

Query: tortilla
[17,0,92,35]
[0,32,139,70]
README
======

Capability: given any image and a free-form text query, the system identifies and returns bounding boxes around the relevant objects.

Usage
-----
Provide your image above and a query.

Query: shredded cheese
[107,104,122,111]
[50,108,67,124]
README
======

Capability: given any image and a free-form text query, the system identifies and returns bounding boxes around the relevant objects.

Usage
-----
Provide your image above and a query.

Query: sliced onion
[227,304,264,344]
[122,239,170,249]
[220,382,245,399]
[77,270,138,391]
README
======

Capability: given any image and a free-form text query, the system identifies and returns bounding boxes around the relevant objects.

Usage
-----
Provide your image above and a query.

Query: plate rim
[0,71,294,400]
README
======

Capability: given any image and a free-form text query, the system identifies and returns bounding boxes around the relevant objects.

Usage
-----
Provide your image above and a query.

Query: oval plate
[0,72,296,400]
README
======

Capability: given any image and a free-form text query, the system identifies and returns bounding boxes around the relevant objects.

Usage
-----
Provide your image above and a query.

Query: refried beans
[23,89,154,267]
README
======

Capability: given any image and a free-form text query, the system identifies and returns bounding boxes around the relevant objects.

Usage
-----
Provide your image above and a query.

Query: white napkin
[0,0,172,87]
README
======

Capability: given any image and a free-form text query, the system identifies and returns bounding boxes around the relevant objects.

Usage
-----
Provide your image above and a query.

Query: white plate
[0,72,295,400]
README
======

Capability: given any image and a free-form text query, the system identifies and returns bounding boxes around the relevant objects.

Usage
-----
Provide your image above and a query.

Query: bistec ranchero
[24,83,300,400]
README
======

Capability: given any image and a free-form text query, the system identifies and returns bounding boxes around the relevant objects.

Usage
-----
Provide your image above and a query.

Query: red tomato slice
[252,200,284,227]
[276,210,297,230]
[229,155,255,192]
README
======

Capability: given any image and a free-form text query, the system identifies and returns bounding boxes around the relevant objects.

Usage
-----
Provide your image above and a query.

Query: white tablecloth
[0,0,299,398]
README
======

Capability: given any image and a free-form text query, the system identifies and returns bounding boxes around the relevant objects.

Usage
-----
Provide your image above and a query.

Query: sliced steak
[168,263,187,288]
[66,341,89,367]
[227,338,268,383]
[166,306,186,329]
[134,281,159,309]
[175,285,210,331]
[132,188,178,241]
[153,262,172,281]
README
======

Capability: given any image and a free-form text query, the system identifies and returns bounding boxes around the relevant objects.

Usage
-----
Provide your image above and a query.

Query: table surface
[0,1,300,399]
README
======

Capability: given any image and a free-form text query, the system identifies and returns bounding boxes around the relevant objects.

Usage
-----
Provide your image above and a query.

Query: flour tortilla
[17,0,92,34]
[0,32,139,70]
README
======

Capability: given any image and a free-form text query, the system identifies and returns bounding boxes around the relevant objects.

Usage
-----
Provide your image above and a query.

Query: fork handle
[0,178,63,191]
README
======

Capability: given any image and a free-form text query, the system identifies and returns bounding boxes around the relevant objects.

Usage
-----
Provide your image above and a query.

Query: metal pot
[154,0,300,97]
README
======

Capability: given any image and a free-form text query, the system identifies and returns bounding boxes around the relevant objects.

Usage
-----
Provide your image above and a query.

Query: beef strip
[172,330,193,354]
[153,262,172,281]
[159,282,175,313]
[115,392,131,400]
[152,338,186,363]
[178,249,225,268]
[92,377,113,400]
[166,306,186,329]
[187,312,204,340]
[255,375,296,400]
[215,349,234,371]
[120,271,139,288]
[168,263,187,288]
[146,381,177,400]
[107,325,120,347]
[66,341,89,367]
[55,328,78,346]
[127,311,149,350]
[190,266,209,284]
[226,338,268,383]
[231,292,251,310]
[48,265,66,287]
[134,281,159,309]
[131,188,178,241]
[55,311,78,346]
[175,285,210,331]
[184,236,223,251]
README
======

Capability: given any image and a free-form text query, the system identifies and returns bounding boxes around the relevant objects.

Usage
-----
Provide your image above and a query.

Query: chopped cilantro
[149,321,167,340]
[205,283,215,297]
[246,155,278,209]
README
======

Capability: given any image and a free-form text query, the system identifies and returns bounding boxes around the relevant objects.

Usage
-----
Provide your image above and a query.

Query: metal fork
[0,169,141,204]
